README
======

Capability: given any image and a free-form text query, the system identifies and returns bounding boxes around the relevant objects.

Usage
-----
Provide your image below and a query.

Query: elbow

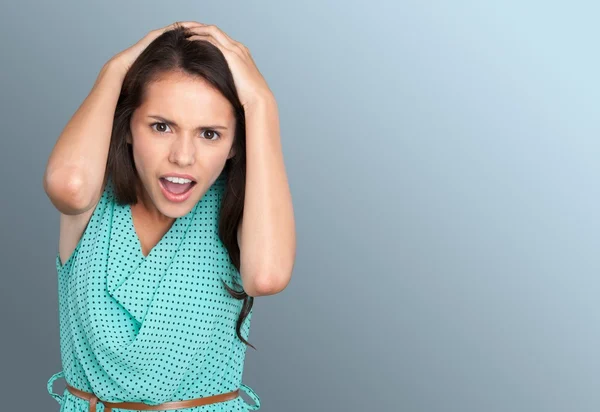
[44,171,92,215]
[245,265,293,297]
[238,238,297,297]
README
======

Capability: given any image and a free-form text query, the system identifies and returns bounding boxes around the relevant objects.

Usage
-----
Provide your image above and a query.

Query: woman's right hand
[108,21,204,73]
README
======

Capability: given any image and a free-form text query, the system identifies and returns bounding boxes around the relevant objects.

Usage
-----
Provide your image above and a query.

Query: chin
[155,176,200,212]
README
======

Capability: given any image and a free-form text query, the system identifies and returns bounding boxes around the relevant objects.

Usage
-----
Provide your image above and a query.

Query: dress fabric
[46,173,261,411]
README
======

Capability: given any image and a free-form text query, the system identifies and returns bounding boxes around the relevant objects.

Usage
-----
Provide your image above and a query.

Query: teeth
[163,176,193,184]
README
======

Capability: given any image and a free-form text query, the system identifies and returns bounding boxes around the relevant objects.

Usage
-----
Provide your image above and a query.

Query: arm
[238,95,296,297]
[43,60,127,214]
[182,24,296,297]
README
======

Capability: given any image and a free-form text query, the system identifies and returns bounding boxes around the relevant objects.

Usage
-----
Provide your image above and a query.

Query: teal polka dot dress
[46,173,261,411]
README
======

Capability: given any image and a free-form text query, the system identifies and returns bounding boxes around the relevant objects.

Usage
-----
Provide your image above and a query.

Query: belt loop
[46,370,65,406]
[89,394,97,412]
[239,383,261,410]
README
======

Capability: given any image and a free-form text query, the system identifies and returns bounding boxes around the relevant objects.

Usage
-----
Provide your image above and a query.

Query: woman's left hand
[185,24,273,111]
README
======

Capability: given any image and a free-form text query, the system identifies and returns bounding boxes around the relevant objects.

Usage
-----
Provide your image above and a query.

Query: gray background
[0,0,598,411]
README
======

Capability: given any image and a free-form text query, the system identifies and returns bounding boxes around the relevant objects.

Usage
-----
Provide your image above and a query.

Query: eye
[150,122,221,141]
[150,122,171,134]
[201,129,221,141]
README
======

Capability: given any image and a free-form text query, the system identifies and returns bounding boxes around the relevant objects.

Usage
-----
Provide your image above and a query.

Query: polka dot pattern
[47,174,260,411]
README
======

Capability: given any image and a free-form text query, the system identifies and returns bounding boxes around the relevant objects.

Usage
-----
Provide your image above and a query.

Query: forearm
[43,60,127,209]
[240,95,296,294]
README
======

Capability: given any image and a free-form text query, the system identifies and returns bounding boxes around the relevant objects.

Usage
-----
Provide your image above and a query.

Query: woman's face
[128,71,237,218]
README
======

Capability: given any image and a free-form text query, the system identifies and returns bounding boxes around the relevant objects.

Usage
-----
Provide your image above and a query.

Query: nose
[169,135,196,167]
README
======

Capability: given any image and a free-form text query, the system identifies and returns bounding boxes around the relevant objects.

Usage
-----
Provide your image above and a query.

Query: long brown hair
[104,24,256,349]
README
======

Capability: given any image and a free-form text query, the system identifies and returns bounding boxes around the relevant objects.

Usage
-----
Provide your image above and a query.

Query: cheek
[131,136,162,172]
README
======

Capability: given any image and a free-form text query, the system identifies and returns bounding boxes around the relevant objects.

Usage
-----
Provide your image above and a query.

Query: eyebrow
[147,115,229,130]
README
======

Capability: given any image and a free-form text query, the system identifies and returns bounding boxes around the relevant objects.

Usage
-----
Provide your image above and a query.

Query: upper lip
[160,173,197,182]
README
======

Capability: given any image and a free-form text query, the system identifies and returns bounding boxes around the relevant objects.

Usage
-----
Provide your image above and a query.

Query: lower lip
[159,178,197,203]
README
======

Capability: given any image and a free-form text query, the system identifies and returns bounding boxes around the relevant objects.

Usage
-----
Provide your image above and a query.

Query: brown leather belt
[66,383,240,412]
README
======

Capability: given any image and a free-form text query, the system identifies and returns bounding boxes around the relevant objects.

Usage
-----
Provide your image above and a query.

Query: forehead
[137,71,234,121]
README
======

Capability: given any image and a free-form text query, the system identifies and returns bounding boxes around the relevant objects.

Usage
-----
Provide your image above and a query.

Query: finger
[209,26,250,57]
[171,21,205,28]
[155,21,204,35]
[209,25,237,46]
[216,28,250,57]
[187,25,241,53]
[176,21,207,29]
[186,33,231,53]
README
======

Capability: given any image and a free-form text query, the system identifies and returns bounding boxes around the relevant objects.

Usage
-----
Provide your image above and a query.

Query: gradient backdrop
[0,1,598,411]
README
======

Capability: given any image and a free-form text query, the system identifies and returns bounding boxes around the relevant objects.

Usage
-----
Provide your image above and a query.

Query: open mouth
[159,177,197,195]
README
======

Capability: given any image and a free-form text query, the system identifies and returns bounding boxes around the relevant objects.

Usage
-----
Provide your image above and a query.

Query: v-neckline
[126,203,178,261]
[105,185,213,326]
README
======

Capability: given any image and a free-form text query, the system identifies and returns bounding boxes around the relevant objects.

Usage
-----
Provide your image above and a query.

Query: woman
[43,21,295,411]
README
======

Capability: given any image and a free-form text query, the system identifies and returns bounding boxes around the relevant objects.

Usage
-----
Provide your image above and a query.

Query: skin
[126,70,237,232]
[47,21,293,296]
[184,24,295,295]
